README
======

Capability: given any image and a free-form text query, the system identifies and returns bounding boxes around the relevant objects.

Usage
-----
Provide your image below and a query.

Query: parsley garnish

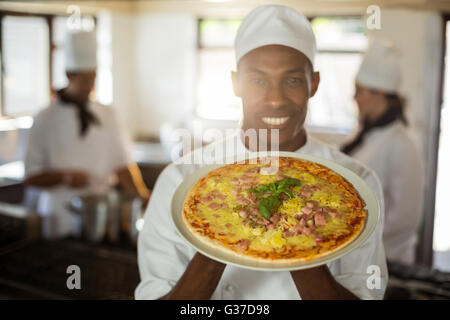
[250,178,301,219]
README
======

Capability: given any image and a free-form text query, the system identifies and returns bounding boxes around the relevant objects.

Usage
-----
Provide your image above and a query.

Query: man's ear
[66,71,73,81]
[231,70,241,98]
[309,71,320,97]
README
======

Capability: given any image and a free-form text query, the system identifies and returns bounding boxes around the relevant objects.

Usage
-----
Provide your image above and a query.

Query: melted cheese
[191,161,355,253]
[310,190,342,209]
[315,217,350,238]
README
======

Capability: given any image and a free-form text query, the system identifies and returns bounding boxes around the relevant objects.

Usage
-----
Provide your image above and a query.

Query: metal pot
[119,196,144,245]
[67,191,120,244]
[67,190,143,245]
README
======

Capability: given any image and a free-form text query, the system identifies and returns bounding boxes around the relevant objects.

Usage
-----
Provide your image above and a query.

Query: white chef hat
[234,5,316,68]
[356,38,401,94]
[65,30,97,72]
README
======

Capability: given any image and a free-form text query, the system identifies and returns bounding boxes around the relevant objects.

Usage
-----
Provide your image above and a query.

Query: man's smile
[260,115,292,129]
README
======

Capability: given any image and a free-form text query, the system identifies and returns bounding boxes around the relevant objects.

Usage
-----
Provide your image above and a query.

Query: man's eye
[287,77,303,85]
[250,78,265,86]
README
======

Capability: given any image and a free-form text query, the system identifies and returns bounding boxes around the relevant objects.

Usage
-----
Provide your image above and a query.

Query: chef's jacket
[24,99,132,238]
[349,121,424,265]
[135,132,388,300]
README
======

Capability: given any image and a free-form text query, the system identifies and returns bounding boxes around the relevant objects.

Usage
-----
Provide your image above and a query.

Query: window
[0,11,113,118]
[196,19,241,120]
[2,16,50,117]
[195,16,367,133]
[308,17,367,132]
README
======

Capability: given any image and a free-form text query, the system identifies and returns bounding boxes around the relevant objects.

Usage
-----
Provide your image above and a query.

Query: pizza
[181,156,367,263]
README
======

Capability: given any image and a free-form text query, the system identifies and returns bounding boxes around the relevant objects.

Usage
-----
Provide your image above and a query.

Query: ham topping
[266,223,275,230]
[301,206,313,215]
[239,210,249,218]
[238,239,250,250]
[269,214,280,224]
[314,213,327,226]
[306,200,318,209]
[301,190,312,198]
[329,209,340,218]
[208,202,227,210]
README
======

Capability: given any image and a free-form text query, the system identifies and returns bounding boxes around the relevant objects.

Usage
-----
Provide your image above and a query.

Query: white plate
[171,151,380,271]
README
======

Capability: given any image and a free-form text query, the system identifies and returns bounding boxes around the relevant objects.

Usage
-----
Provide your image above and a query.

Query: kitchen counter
[0,142,171,204]
[0,238,139,299]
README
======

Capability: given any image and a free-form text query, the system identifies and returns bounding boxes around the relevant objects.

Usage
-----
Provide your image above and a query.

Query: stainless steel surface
[129,197,143,244]
[119,196,144,245]
[105,190,121,244]
[67,190,144,245]
[67,193,109,243]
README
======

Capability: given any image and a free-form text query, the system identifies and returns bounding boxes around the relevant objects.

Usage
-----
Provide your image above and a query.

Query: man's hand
[162,252,226,300]
[25,170,89,188]
[62,170,90,188]
[116,164,151,205]
[290,265,359,300]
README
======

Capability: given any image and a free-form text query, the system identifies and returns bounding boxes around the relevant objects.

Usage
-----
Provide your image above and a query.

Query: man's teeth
[261,117,290,125]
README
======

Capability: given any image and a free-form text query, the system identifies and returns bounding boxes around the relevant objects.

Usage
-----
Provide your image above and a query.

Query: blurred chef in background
[24,30,151,239]
[341,39,425,265]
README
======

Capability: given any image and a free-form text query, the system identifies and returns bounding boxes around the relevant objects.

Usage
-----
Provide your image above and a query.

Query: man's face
[232,45,319,150]
[353,82,385,123]
[66,70,96,102]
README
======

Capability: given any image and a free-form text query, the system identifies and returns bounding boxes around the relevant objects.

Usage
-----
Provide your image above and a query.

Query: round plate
[171,151,380,271]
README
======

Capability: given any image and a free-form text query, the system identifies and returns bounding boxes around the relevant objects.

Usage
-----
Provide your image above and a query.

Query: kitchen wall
[89,9,198,139]
[108,11,137,138]
[132,12,197,139]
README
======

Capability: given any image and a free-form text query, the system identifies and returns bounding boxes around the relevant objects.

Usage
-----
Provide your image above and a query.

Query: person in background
[341,39,425,265]
[24,30,151,239]
[136,5,387,300]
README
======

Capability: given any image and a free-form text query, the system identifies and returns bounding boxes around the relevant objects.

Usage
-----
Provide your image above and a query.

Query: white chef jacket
[349,121,425,265]
[135,132,388,300]
[24,99,132,239]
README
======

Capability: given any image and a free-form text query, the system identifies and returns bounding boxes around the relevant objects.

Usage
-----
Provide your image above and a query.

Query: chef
[341,39,425,265]
[136,5,387,300]
[24,30,150,239]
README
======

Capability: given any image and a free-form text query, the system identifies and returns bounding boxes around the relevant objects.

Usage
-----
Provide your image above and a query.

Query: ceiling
[1,0,450,16]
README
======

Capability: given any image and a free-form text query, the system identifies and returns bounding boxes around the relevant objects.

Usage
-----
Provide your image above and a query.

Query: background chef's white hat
[234,5,316,67]
[356,38,401,94]
[65,30,97,72]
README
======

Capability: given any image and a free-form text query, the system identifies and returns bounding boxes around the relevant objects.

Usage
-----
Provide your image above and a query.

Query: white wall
[109,11,138,136]
[96,11,197,139]
[132,13,197,138]
[367,9,443,161]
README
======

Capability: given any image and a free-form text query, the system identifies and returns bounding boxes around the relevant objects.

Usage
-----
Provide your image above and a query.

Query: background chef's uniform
[345,40,425,265]
[24,31,133,239]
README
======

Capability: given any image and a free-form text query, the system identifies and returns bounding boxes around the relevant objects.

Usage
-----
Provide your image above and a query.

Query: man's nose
[265,84,287,109]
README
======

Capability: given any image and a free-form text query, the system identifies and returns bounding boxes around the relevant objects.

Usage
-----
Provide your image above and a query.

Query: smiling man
[235,45,318,152]
[136,5,387,300]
